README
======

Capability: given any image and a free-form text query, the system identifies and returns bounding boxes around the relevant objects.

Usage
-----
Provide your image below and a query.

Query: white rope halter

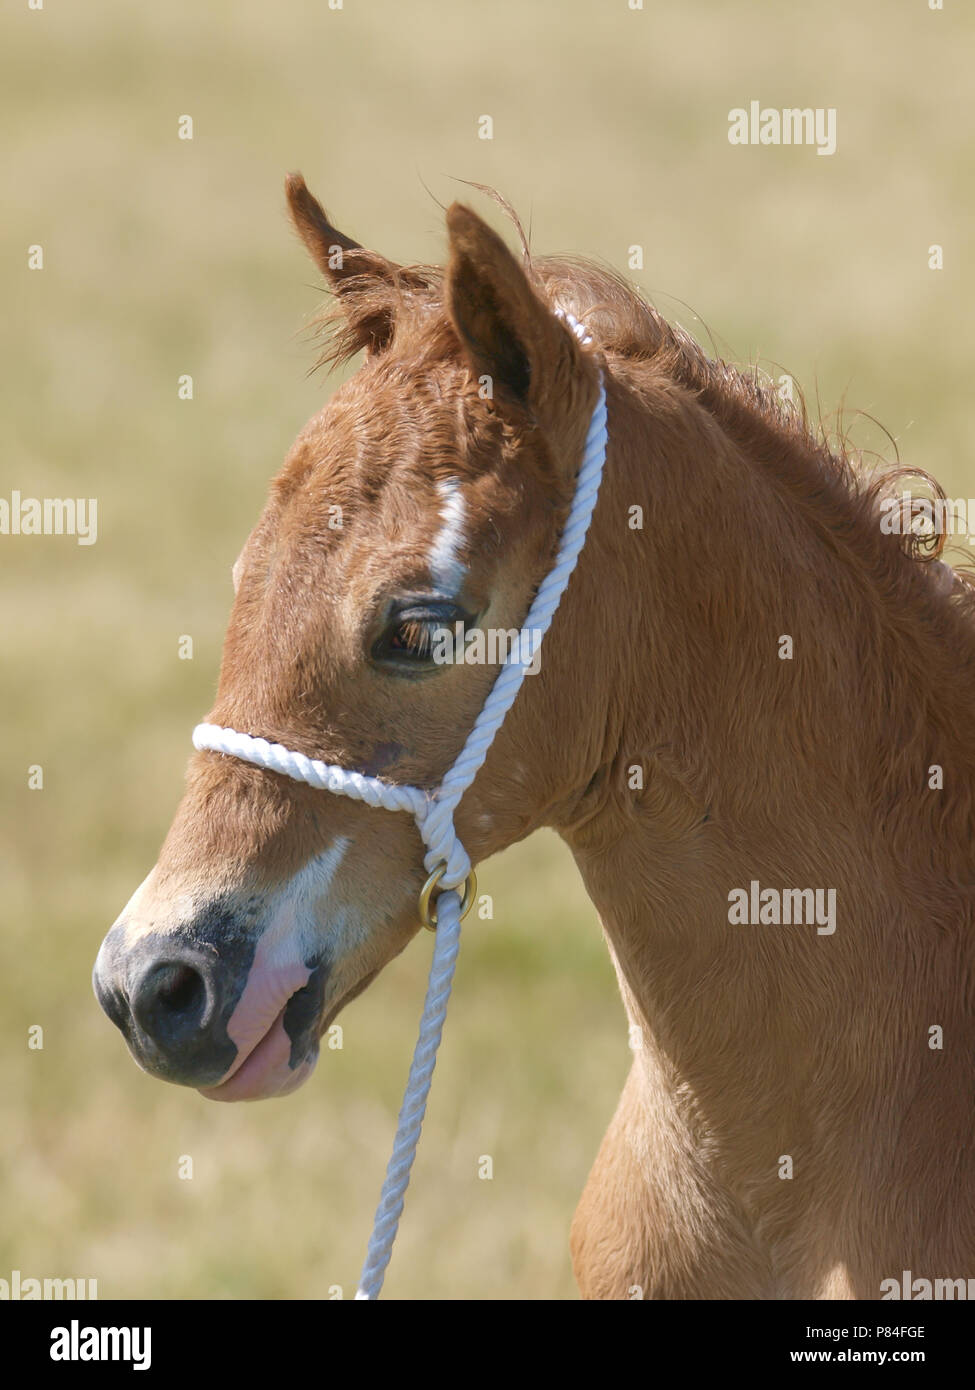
[192,312,608,1298]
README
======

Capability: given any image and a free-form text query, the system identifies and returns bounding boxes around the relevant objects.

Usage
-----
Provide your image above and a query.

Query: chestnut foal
[95,175,975,1299]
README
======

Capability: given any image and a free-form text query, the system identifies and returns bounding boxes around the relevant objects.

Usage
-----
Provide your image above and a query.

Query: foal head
[93,177,603,1100]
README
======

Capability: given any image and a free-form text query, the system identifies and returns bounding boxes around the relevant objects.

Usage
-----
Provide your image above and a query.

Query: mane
[307,222,975,639]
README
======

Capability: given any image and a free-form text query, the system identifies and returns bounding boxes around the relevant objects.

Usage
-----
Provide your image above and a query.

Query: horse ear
[285,172,402,356]
[445,202,571,409]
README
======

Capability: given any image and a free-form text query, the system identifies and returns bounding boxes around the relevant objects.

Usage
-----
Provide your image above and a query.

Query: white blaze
[429,478,467,594]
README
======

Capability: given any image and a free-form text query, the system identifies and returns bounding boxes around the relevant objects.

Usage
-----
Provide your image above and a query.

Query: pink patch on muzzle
[198,935,318,1102]
[200,1010,318,1102]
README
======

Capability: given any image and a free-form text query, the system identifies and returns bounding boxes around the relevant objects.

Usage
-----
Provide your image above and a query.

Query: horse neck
[552,357,975,1118]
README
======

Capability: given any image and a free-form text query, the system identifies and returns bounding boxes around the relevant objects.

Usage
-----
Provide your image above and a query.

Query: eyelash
[386,617,439,659]
[371,601,469,670]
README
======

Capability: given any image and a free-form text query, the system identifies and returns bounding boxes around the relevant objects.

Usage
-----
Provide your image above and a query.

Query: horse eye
[371,601,468,672]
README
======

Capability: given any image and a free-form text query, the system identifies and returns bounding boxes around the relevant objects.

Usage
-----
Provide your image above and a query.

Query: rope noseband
[192,314,608,1298]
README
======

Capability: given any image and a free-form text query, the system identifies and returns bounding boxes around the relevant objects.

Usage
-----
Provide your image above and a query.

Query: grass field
[2,0,972,1298]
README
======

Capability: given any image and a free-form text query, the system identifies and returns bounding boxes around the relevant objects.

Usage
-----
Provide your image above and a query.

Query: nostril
[133,959,210,1047]
[156,963,203,1014]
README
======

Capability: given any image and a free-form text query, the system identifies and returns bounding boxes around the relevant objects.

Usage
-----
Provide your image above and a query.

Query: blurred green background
[2,0,971,1299]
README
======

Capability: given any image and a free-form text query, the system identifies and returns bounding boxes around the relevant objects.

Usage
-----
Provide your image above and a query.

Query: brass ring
[418,862,478,932]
